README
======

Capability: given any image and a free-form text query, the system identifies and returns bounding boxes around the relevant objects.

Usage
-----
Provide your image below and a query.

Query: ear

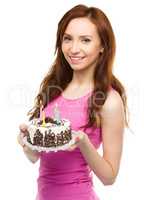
[100,47,104,53]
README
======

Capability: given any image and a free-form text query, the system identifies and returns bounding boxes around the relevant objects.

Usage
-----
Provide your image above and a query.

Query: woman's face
[62,17,103,71]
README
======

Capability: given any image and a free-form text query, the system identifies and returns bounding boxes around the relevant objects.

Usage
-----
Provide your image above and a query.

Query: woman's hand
[17,124,28,148]
[68,131,88,151]
[17,123,40,163]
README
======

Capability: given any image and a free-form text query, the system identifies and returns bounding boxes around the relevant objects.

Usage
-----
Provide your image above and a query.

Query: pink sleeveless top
[36,91,102,200]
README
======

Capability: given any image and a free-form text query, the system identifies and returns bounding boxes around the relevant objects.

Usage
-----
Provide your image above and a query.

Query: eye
[82,38,91,43]
[63,36,72,42]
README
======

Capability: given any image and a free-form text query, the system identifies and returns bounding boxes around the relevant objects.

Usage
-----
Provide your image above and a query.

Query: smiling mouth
[69,56,85,63]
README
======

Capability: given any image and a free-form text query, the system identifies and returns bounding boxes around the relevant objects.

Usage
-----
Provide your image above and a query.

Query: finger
[17,134,24,146]
[75,137,80,143]
[19,124,28,133]
[76,131,85,141]
[68,144,77,151]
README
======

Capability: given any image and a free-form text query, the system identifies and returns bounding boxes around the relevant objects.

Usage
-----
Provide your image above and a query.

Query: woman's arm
[78,90,125,185]
[18,124,40,164]
[23,145,40,164]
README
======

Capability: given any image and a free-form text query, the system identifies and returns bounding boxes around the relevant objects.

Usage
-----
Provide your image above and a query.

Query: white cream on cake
[27,118,71,146]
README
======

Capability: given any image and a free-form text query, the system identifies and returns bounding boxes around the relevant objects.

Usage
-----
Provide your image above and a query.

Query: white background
[0,0,144,199]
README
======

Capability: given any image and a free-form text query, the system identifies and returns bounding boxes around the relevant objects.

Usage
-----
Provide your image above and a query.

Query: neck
[71,69,94,90]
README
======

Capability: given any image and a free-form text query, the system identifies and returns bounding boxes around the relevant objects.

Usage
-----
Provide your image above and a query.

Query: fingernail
[75,137,80,142]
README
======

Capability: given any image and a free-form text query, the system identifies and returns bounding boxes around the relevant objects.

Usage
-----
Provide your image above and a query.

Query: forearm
[79,135,116,185]
[23,146,40,163]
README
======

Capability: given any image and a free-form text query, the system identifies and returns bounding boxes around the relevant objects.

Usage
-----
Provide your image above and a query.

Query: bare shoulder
[101,89,124,116]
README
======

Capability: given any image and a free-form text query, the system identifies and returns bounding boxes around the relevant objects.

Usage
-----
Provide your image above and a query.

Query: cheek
[61,46,70,63]
[61,43,68,54]
[61,44,65,54]
[86,47,100,59]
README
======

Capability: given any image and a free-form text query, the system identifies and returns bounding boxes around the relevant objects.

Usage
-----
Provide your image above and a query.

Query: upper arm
[100,90,125,176]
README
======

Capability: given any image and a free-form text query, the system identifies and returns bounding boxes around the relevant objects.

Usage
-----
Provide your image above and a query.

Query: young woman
[18,4,127,200]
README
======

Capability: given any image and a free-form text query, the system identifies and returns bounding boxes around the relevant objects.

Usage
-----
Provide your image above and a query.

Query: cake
[27,117,72,148]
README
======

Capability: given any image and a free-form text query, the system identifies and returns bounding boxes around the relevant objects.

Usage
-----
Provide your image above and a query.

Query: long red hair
[28,4,128,130]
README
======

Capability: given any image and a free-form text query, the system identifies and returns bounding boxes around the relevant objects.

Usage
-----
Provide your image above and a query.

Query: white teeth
[70,56,83,60]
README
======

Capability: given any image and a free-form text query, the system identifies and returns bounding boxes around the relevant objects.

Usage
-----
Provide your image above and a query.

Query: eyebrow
[63,33,92,38]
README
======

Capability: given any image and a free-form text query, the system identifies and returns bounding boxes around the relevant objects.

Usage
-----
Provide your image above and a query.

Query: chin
[69,64,88,71]
[71,67,87,72]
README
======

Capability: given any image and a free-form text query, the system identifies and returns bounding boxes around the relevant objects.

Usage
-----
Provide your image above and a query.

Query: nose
[70,41,80,54]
